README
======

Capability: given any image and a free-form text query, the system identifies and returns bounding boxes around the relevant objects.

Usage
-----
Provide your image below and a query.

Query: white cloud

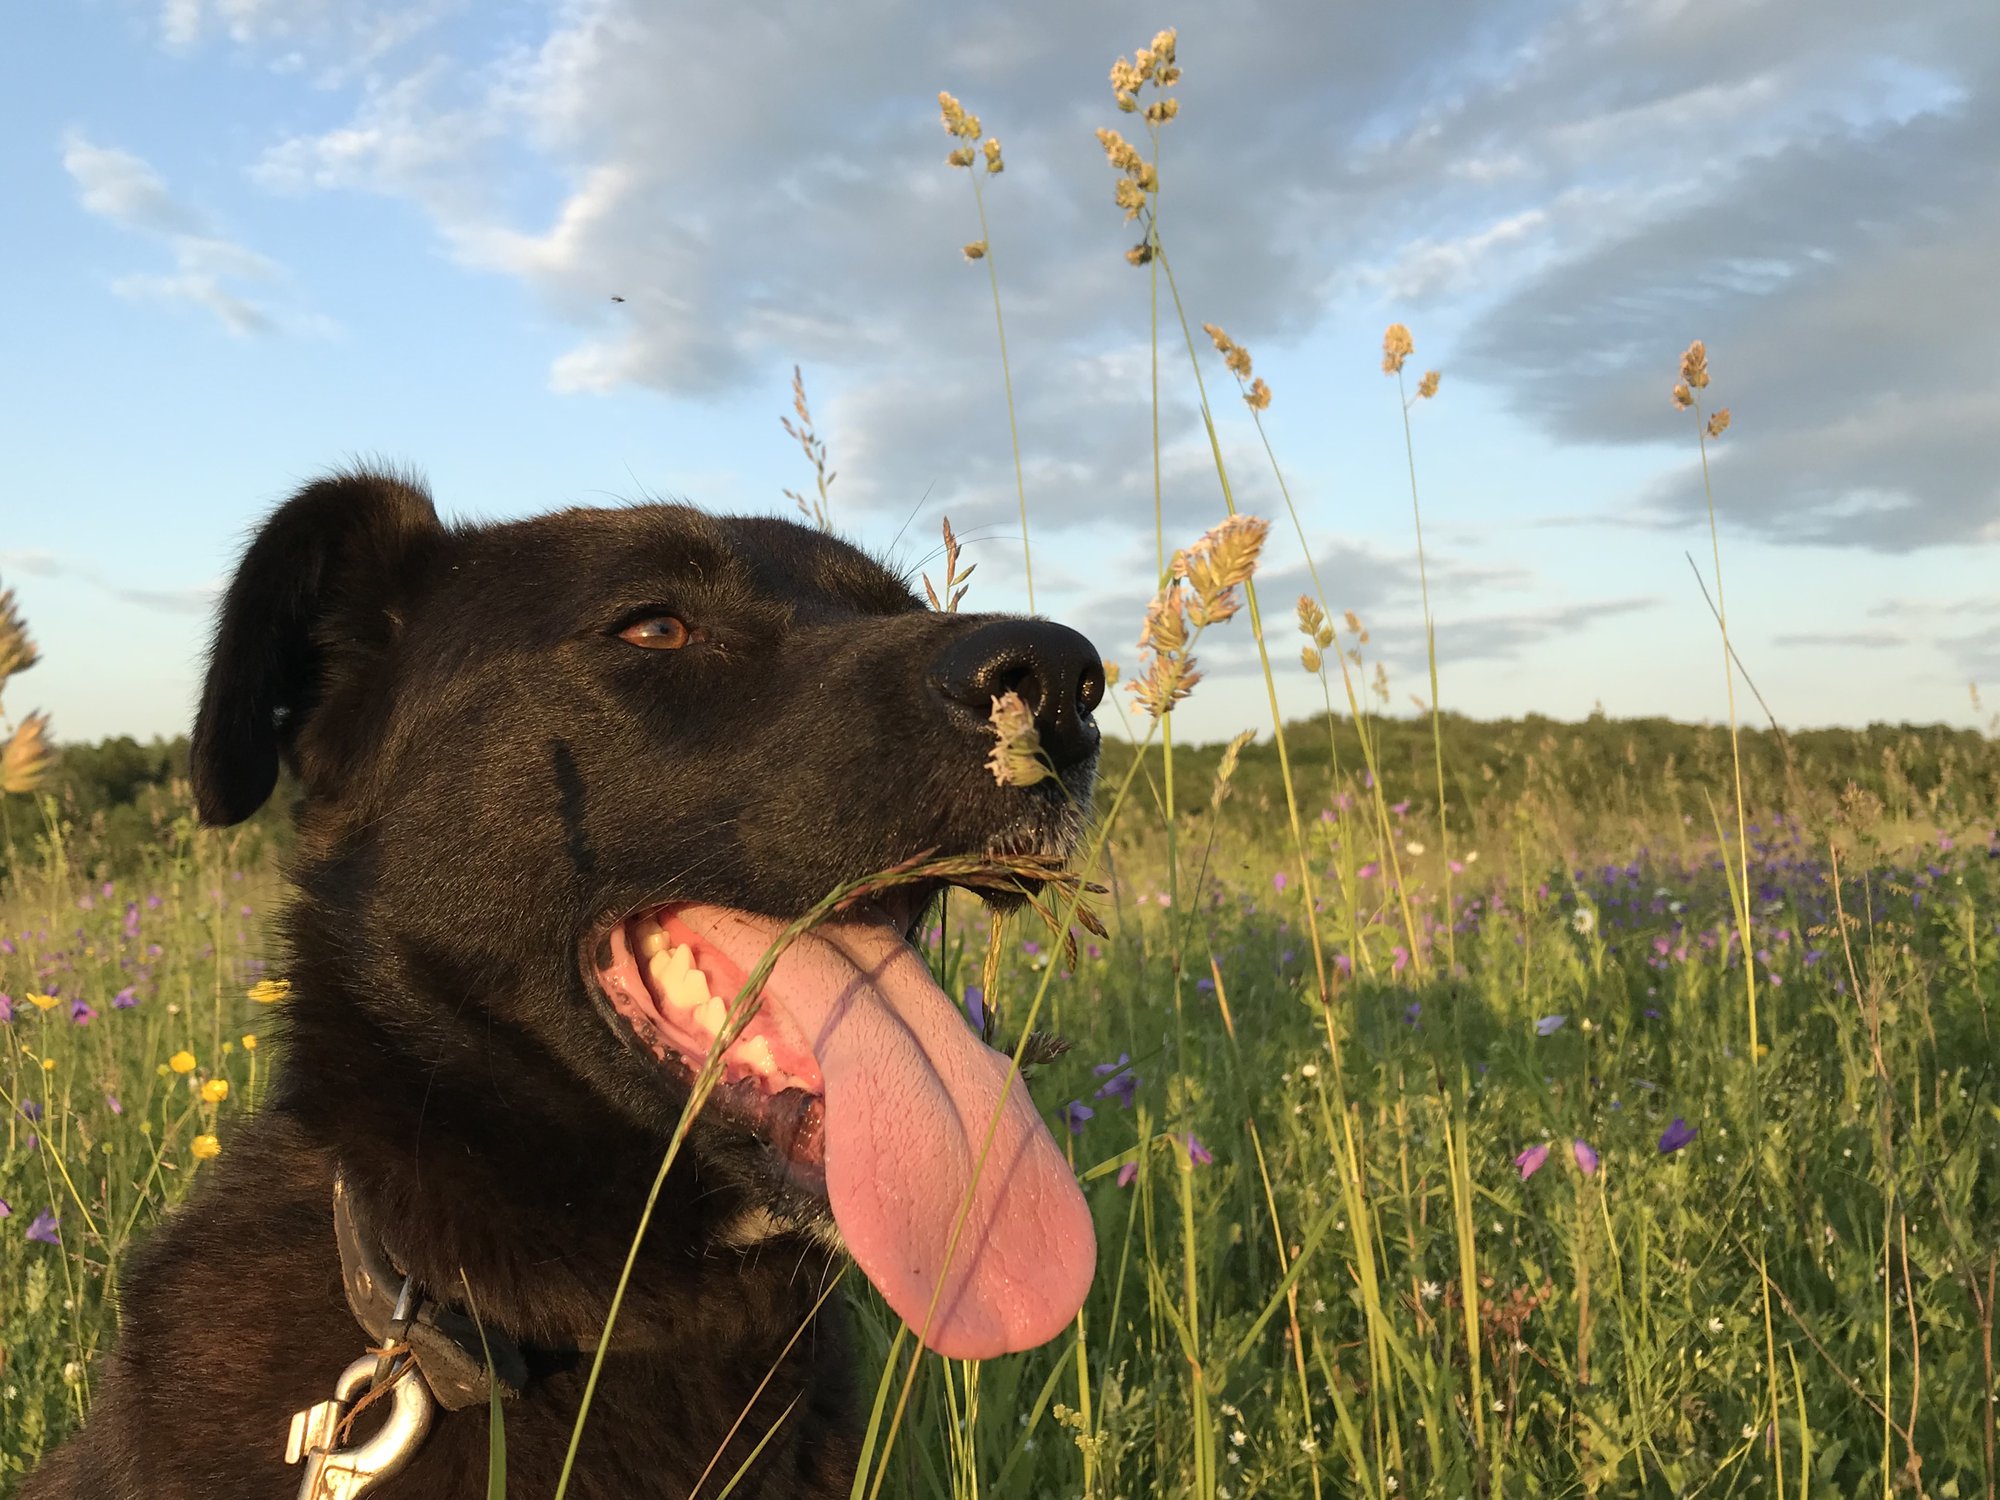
[63,131,318,337]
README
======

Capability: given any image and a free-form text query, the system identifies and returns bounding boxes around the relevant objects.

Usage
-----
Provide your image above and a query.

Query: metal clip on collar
[286,1345,435,1499]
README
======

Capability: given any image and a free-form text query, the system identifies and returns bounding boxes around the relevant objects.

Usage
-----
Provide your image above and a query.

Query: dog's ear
[191,470,442,826]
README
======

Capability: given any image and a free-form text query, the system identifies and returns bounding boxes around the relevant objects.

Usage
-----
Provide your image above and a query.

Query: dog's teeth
[664,944,692,985]
[635,922,667,959]
[695,997,726,1035]
[732,1035,776,1077]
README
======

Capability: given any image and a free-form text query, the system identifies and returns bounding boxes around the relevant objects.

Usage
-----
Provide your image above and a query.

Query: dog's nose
[930,620,1105,771]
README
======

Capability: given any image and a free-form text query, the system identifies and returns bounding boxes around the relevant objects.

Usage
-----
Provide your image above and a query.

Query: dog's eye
[618,615,692,650]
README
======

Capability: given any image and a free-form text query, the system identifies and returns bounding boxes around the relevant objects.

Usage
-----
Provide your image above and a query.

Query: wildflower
[1300,1062,1319,1079]
[1230,1428,1246,1448]
[0,993,10,1023]
[168,1049,197,1074]
[962,987,986,1033]
[40,1057,55,1073]
[19,1100,40,1122]
[2,713,54,795]
[201,1078,230,1104]
[1406,841,1425,856]
[1416,370,1441,400]
[1420,1280,1442,1303]
[1186,1133,1213,1166]
[1572,1139,1599,1176]
[241,1033,258,1051]
[1571,907,1597,935]
[1062,1100,1094,1135]
[1706,408,1731,439]
[1535,1014,1567,1036]
[1272,871,1288,893]
[0,1197,8,1218]
[27,991,59,1011]
[105,1094,122,1115]
[26,1209,60,1245]
[1658,1117,1698,1154]
[1094,1053,1140,1108]
[190,1134,221,1161]
[69,1000,97,1027]
[1382,324,1414,375]
[1515,1143,1551,1180]
[986,690,1051,787]
[248,979,290,1005]
[112,986,138,1009]
[1116,1161,1139,1188]
[1403,1001,1422,1026]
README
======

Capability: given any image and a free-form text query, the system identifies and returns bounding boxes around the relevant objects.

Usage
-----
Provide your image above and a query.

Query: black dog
[24,470,1102,1499]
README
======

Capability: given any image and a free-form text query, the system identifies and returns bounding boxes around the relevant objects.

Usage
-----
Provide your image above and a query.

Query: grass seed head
[0,586,39,682]
[986,690,1052,787]
[1706,407,1732,439]
[1245,377,1272,410]
[1417,370,1441,400]
[982,137,1003,173]
[2,712,52,795]
[938,91,981,140]
[963,240,988,260]
[1671,382,1693,410]
[1680,339,1710,390]
[1382,323,1414,375]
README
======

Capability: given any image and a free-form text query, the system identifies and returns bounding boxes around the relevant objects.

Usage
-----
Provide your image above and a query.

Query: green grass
[2,763,1996,1496]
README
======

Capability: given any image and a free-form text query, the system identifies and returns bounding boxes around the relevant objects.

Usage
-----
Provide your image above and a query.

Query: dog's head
[191,469,1102,1358]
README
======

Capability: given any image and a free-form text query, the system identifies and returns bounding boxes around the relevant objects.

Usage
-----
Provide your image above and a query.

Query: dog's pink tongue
[676,906,1095,1358]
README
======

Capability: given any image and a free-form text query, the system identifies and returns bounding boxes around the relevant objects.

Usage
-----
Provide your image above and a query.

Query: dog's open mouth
[592,888,1096,1360]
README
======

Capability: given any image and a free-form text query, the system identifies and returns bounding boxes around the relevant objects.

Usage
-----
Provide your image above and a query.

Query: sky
[3,0,1997,749]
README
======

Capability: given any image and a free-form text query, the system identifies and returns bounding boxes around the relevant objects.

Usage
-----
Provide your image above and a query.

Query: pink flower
[1572,1139,1599,1175]
[1515,1143,1551,1180]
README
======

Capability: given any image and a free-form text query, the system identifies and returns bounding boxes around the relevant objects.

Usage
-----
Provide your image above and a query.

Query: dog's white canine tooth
[664,944,692,986]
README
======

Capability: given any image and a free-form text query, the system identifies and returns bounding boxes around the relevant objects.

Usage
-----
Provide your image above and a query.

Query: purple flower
[70,1000,98,1027]
[1186,1133,1213,1167]
[1658,1118,1698,1154]
[1403,1001,1421,1026]
[1535,1015,1567,1036]
[1391,945,1410,976]
[1272,871,1288,893]
[962,986,986,1033]
[1062,1100,1094,1135]
[26,1209,60,1245]
[112,986,138,1010]
[1116,1161,1139,1188]
[1357,862,1380,880]
[1390,799,1410,817]
[1572,1139,1599,1176]
[1021,940,1041,957]
[0,993,11,1024]
[19,1100,42,1123]
[1094,1054,1140,1108]
[0,1197,9,1218]
[1515,1143,1551,1180]
[106,1094,123,1116]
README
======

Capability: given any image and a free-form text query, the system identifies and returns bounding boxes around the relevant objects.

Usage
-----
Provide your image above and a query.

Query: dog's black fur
[22,470,1101,1499]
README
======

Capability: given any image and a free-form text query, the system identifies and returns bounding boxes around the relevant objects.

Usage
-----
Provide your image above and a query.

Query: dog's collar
[331,1174,543,1412]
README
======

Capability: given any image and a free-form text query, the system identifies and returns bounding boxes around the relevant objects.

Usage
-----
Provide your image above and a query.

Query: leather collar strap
[331,1175,537,1412]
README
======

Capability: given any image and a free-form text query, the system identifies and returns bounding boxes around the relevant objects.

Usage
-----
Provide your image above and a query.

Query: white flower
[1227,1451,1241,1466]
[1741,1424,1758,1440]
[1420,1281,1442,1304]
[1571,907,1597,935]
[1300,1062,1318,1079]
[1231,1429,1246,1448]
[1707,1317,1725,1333]
[1466,850,1479,863]
[1405,841,1425,856]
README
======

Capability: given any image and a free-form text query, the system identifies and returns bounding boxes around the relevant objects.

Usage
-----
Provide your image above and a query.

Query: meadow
[5,25,1999,1499]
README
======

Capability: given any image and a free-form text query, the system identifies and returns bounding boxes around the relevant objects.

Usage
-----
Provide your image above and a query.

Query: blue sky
[4,0,1996,747]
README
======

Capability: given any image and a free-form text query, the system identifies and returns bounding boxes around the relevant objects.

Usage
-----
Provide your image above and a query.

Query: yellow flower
[190,1134,221,1161]
[221,1040,235,1055]
[155,1063,170,1078]
[26,991,59,1011]
[41,1057,56,1072]
[169,1049,197,1074]
[241,1033,258,1052]
[248,979,291,1005]
[201,1078,230,1104]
